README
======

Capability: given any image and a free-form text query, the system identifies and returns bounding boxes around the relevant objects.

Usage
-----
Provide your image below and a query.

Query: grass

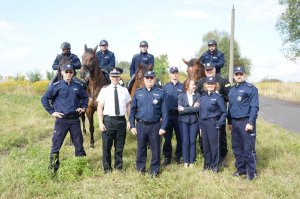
[1,81,300,198]
[256,82,300,103]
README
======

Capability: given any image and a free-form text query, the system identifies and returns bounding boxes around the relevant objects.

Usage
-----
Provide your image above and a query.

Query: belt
[137,119,160,125]
[232,117,248,121]
[169,110,179,114]
[62,113,79,119]
[104,115,125,119]
[203,117,219,121]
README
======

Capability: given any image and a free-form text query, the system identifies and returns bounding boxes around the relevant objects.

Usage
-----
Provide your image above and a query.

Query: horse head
[135,63,153,88]
[80,44,99,82]
[182,58,205,80]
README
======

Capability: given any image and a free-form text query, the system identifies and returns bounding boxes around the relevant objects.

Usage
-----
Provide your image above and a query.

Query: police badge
[237,96,242,102]
[153,99,158,104]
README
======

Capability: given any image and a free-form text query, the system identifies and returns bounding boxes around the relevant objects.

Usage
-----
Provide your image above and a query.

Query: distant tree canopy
[117,61,130,74]
[196,30,252,78]
[27,69,42,82]
[154,54,169,79]
[276,0,300,61]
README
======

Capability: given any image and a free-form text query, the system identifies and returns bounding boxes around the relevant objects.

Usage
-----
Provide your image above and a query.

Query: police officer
[96,39,116,72]
[228,66,259,181]
[162,66,183,166]
[51,42,81,83]
[41,64,88,174]
[196,63,231,167]
[129,71,168,177]
[129,40,154,78]
[200,40,225,74]
[198,77,227,173]
[97,67,131,173]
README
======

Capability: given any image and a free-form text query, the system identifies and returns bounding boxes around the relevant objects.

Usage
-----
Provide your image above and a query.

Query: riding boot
[49,153,60,173]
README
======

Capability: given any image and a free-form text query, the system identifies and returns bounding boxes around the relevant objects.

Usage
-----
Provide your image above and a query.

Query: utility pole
[229,5,235,84]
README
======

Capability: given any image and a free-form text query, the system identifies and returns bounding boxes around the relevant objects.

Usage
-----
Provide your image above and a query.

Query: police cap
[109,67,123,76]
[144,71,156,77]
[169,66,179,73]
[233,66,245,74]
[62,65,73,71]
[205,76,217,83]
[205,63,216,70]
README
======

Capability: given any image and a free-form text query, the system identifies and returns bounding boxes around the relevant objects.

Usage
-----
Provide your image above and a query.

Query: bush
[27,70,42,82]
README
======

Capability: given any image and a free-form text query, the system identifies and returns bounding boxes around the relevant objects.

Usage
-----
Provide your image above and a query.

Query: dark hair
[183,78,194,92]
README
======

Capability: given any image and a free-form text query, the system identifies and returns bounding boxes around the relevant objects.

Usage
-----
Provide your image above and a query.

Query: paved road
[259,96,300,133]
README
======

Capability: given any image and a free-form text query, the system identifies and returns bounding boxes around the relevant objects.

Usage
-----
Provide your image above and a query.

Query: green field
[0,82,300,199]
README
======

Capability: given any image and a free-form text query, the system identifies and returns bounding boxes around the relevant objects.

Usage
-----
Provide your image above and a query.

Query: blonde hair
[203,82,220,92]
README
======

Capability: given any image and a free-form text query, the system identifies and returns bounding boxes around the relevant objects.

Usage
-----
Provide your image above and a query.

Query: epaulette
[53,81,60,86]
[74,80,82,85]
[109,51,114,56]
[246,83,253,87]
[156,87,164,92]
[136,87,142,91]
[133,54,139,58]
[214,91,222,96]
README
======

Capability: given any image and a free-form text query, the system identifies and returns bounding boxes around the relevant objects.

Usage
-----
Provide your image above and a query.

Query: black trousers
[102,116,127,171]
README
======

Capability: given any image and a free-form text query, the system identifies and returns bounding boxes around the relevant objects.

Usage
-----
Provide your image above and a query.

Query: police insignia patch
[153,99,158,104]
[237,96,242,101]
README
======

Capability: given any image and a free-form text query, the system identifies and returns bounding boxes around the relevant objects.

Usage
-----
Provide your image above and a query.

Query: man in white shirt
[97,67,131,173]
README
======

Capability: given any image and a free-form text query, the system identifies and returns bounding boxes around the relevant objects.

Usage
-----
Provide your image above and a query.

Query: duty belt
[62,113,80,119]
[137,119,160,125]
[232,117,248,121]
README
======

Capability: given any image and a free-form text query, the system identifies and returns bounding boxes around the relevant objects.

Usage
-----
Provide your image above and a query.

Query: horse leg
[88,112,95,148]
[81,113,87,134]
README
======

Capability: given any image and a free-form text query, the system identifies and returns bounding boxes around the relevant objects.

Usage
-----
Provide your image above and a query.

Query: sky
[0,0,299,82]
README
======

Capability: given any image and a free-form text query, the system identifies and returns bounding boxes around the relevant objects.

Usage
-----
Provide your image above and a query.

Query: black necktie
[114,86,120,115]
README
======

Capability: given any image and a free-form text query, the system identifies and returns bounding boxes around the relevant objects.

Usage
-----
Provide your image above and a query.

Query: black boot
[49,153,60,173]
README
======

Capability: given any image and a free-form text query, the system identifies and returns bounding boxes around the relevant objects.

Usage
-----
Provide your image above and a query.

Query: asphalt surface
[259,96,300,133]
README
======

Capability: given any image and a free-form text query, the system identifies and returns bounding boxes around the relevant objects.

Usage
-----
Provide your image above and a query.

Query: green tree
[276,0,300,61]
[117,61,130,74]
[27,69,42,82]
[196,30,252,78]
[154,54,169,79]
[46,70,55,81]
[14,73,26,81]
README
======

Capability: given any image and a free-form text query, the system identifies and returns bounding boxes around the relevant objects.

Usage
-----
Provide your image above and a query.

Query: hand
[159,129,165,136]
[178,106,184,111]
[76,108,86,114]
[52,112,64,118]
[99,123,106,132]
[131,128,137,136]
[194,102,200,107]
[227,125,232,131]
[245,123,253,132]
[126,121,130,130]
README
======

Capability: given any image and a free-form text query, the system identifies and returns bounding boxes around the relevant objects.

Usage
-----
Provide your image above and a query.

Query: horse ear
[148,64,153,71]
[138,63,143,69]
[94,45,98,52]
[182,58,189,65]
[84,44,87,51]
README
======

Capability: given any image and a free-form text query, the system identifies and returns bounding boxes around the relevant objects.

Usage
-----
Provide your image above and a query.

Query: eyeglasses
[64,70,73,74]
[171,71,178,74]
[234,73,244,76]
[111,76,120,78]
[145,76,154,79]
[205,69,213,71]
[100,45,107,47]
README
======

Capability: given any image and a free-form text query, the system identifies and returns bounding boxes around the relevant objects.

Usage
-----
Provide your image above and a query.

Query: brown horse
[182,58,205,81]
[80,44,109,148]
[129,64,153,97]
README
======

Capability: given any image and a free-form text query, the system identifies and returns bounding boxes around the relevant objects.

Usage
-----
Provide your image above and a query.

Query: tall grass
[1,80,300,198]
[256,82,300,103]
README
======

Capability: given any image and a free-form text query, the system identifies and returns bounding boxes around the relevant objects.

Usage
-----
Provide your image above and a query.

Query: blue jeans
[180,121,198,164]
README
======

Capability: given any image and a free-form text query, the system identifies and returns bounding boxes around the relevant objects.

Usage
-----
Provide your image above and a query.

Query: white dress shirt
[97,84,131,116]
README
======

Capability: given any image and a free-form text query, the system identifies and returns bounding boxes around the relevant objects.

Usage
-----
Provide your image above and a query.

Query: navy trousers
[136,121,161,174]
[102,116,127,171]
[219,124,228,160]
[201,119,220,168]
[231,119,257,176]
[163,113,182,160]
[51,118,86,156]
[180,121,198,164]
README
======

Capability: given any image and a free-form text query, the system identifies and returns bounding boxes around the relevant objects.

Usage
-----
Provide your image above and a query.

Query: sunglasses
[145,76,154,79]
[64,70,73,74]
[100,45,107,47]
[234,73,244,76]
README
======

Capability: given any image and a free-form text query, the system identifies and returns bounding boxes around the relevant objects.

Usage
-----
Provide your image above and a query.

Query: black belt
[169,110,179,114]
[137,119,160,125]
[104,115,125,119]
[62,113,79,119]
[232,117,248,121]
[203,117,219,121]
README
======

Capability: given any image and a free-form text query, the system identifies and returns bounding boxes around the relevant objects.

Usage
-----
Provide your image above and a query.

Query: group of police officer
[41,39,259,181]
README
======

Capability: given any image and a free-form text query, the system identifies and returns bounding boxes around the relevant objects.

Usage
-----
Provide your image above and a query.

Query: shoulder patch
[247,83,253,87]
[225,83,231,87]
[136,87,142,91]
[53,81,60,86]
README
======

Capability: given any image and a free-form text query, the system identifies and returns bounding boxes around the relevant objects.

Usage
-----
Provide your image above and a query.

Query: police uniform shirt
[41,79,88,115]
[200,50,225,73]
[52,53,81,71]
[129,86,168,130]
[96,50,116,70]
[228,81,259,124]
[97,84,131,116]
[163,82,183,111]
[199,92,227,128]
[130,52,155,76]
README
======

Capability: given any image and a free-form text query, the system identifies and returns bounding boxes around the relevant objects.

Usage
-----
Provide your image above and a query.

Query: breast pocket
[208,100,218,112]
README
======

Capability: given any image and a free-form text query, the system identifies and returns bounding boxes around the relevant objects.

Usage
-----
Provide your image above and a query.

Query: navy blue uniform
[52,53,81,75]
[228,81,259,179]
[130,52,154,77]
[200,50,225,74]
[41,79,88,157]
[199,92,227,171]
[129,87,168,175]
[96,50,116,72]
[162,82,183,162]
[196,74,231,162]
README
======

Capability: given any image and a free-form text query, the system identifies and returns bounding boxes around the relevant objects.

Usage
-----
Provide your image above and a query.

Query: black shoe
[175,157,182,164]
[115,168,126,173]
[137,169,146,175]
[218,157,227,167]
[203,165,211,172]
[212,166,219,173]
[232,171,246,177]
[162,158,171,167]
[104,169,112,174]
[150,172,159,178]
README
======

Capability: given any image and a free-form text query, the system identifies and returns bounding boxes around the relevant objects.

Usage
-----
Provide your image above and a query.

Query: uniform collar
[235,81,246,87]
[140,51,148,55]
[61,79,73,85]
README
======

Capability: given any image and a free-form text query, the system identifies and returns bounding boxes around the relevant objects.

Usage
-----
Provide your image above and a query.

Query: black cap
[169,66,179,73]
[61,64,73,71]
[205,76,217,83]
[99,39,108,46]
[233,66,245,74]
[144,71,156,77]
[109,67,123,76]
[205,63,216,70]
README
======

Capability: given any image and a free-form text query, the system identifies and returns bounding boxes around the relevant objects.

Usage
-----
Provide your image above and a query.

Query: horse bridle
[81,60,96,81]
